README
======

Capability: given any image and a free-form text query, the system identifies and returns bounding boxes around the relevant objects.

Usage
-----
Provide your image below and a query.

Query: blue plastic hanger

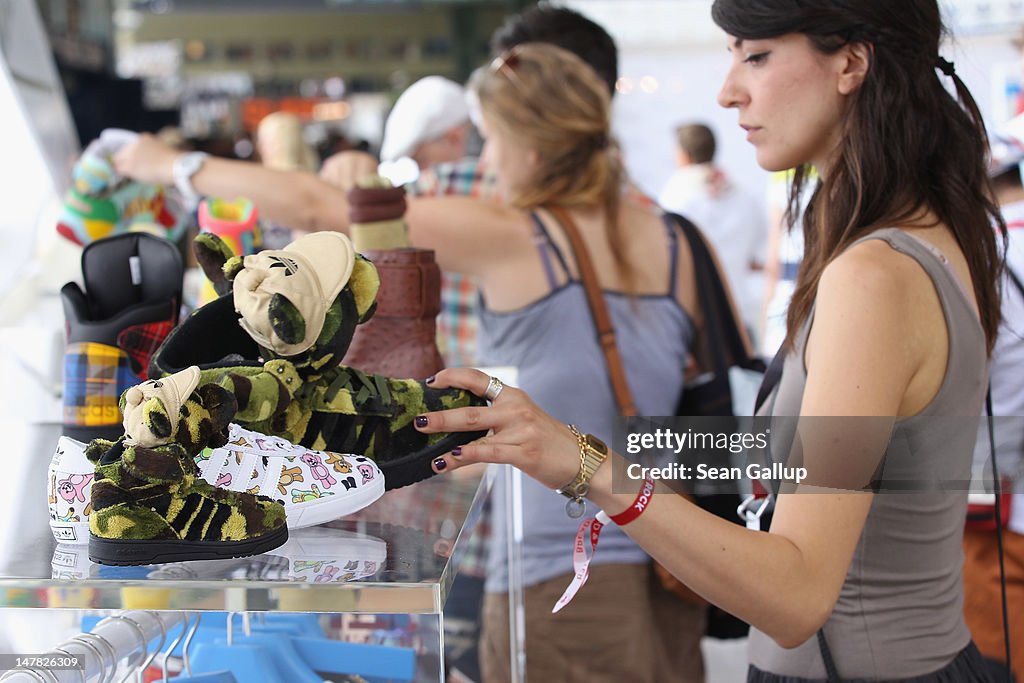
[186,613,312,683]
[290,637,415,680]
[172,674,239,683]
[84,612,415,682]
[188,641,293,683]
[83,612,326,659]
[162,614,239,683]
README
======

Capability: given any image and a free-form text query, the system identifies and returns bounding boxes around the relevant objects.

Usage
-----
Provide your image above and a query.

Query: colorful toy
[197,197,262,306]
[57,130,190,246]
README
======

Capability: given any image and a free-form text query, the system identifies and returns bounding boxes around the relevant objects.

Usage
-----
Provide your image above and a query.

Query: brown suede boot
[342,248,444,379]
[343,180,445,379]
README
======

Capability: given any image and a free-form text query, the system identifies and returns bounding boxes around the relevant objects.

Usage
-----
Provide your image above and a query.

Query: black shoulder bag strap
[754,346,786,414]
[986,261,1017,679]
[985,387,1014,680]
[670,212,766,377]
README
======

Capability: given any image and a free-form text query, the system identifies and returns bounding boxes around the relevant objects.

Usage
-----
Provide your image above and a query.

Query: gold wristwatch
[558,425,609,518]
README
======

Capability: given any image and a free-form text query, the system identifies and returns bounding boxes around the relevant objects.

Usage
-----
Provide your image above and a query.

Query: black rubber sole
[379,429,488,490]
[89,525,289,566]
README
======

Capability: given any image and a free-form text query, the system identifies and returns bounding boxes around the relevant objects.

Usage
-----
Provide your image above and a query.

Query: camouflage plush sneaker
[87,367,287,566]
[87,438,287,565]
[196,424,385,529]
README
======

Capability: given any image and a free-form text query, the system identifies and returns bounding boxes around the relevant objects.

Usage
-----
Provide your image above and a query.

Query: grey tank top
[481,213,695,592]
[748,229,990,679]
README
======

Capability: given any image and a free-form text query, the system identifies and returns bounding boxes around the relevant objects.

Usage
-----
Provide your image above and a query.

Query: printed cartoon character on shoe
[86,366,288,566]
[195,423,384,530]
[151,230,487,490]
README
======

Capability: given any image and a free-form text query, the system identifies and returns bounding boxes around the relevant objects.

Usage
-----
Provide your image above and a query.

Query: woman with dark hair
[415,1,1005,680]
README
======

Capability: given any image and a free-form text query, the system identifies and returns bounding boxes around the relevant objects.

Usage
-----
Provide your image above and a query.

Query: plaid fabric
[410,158,499,368]
[410,157,500,199]
[63,342,139,427]
[409,159,500,575]
[116,315,176,380]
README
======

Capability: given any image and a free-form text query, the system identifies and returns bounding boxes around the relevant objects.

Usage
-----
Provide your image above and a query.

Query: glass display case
[0,421,493,681]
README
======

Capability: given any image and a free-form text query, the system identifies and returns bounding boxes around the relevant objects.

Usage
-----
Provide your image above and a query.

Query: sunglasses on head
[490,48,526,90]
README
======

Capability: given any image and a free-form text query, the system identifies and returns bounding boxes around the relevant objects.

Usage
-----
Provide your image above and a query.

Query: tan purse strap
[548,206,637,417]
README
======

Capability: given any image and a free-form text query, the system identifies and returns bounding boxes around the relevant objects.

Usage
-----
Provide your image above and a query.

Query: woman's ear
[838,42,872,96]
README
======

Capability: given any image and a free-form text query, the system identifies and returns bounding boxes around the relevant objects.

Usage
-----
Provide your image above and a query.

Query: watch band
[558,424,609,518]
[173,151,209,207]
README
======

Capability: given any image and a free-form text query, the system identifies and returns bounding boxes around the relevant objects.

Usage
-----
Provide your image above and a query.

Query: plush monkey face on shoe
[87,367,288,566]
[152,231,486,490]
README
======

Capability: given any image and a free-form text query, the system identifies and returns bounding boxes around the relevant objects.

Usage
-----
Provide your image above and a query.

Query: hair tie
[936,57,956,77]
[593,134,609,150]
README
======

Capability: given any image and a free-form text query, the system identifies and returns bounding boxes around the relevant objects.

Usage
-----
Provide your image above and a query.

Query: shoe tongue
[81,232,183,320]
[123,366,201,447]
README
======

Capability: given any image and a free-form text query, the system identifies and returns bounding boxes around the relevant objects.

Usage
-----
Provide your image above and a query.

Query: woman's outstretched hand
[112,133,180,187]
[319,150,381,191]
[415,368,581,490]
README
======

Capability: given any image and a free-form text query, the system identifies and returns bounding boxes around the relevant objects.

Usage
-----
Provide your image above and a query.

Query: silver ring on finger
[484,376,505,402]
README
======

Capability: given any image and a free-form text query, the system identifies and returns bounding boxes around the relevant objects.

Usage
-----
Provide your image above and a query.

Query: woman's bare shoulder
[821,236,930,308]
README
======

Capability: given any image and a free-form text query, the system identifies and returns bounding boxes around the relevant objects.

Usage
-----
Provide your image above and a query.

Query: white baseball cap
[380,76,470,163]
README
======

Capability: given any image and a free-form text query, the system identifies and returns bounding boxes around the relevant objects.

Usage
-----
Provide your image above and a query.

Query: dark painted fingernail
[415,415,428,428]
[425,375,436,385]
[451,447,462,458]
[433,457,447,471]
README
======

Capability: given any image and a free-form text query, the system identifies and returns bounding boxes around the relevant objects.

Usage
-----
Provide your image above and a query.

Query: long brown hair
[469,43,632,290]
[712,0,1006,353]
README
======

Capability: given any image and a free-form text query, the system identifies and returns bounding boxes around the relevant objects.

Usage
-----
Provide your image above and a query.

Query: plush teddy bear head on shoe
[118,365,237,455]
[191,231,379,377]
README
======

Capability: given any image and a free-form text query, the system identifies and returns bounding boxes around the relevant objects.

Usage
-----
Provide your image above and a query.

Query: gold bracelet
[557,424,610,518]
[568,423,587,479]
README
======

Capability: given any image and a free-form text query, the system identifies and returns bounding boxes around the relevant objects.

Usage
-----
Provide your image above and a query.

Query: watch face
[179,153,204,176]
[584,434,608,455]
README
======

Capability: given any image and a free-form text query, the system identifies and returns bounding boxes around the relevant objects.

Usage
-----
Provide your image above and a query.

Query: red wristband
[609,477,655,526]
